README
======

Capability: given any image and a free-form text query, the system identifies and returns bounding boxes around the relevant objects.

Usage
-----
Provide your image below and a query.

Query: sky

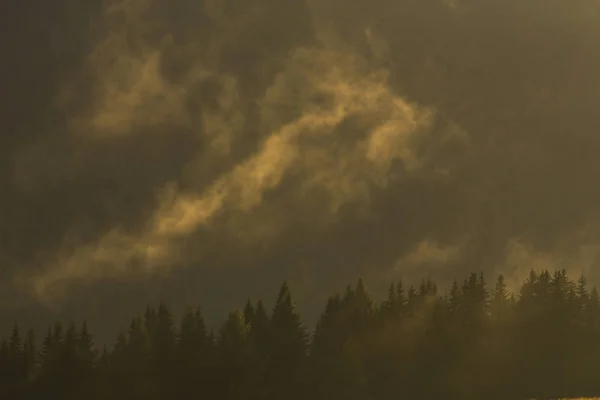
[1,0,599,342]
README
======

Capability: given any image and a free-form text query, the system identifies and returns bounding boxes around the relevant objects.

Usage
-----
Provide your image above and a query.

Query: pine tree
[0,340,10,391]
[78,321,97,371]
[153,302,176,364]
[127,317,149,368]
[312,294,344,357]
[449,279,461,315]
[144,306,158,345]
[490,274,510,321]
[246,298,271,399]
[176,307,208,398]
[381,283,398,320]
[406,284,418,316]
[98,346,110,370]
[52,322,64,346]
[62,322,79,372]
[243,299,255,326]
[23,328,36,381]
[460,272,488,329]
[3,323,26,390]
[217,309,249,399]
[395,280,407,309]
[178,308,197,354]
[8,323,23,362]
[271,282,309,358]
[113,329,128,359]
[64,322,78,350]
[177,307,208,367]
[589,287,600,332]
[492,275,509,301]
[218,310,248,363]
[206,329,216,352]
[268,282,309,400]
[7,323,25,386]
[39,326,54,372]
[249,300,270,354]
[576,275,589,300]
[151,301,176,397]
[343,279,375,336]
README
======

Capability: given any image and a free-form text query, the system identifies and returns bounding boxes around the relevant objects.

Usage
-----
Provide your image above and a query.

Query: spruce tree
[23,328,36,381]
[243,299,255,326]
[218,310,249,399]
[78,321,97,372]
[268,282,309,400]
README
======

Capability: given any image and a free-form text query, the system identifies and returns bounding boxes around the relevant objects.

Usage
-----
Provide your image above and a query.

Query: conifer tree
[152,302,176,365]
[23,328,36,380]
[243,299,255,326]
[78,321,97,372]
[5,323,26,387]
[490,274,510,321]
[151,301,177,397]
[0,340,9,390]
[52,322,64,347]
[175,307,209,398]
[448,279,461,315]
[249,300,270,354]
[271,282,309,359]
[268,282,309,400]
[218,310,248,363]
[218,310,249,399]
[39,327,54,372]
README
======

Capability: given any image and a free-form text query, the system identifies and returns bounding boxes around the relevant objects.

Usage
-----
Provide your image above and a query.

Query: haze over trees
[2,270,600,400]
[2,0,600,337]
[1,1,599,398]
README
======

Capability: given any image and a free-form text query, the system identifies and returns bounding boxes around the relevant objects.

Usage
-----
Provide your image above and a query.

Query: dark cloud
[1,0,599,339]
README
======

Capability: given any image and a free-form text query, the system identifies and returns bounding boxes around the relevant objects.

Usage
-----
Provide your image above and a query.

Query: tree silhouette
[2,270,600,399]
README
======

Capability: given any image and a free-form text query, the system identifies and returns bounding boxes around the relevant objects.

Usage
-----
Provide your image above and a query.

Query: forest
[1,270,599,400]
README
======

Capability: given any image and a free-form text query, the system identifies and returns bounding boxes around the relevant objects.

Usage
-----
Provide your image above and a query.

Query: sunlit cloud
[20,5,443,301]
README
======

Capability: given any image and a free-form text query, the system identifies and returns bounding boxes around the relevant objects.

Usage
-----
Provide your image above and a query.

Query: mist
[1,0,599,340]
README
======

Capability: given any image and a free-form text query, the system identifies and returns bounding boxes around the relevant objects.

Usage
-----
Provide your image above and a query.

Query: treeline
[2,270,600,400]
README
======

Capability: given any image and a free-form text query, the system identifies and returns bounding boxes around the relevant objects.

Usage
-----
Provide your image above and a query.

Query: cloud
[499,239,600,292]
[393,239,465,282]
[55,0,256,143]
[19,16,441,300]
[53,0,189,138]
[8,0,598,321]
